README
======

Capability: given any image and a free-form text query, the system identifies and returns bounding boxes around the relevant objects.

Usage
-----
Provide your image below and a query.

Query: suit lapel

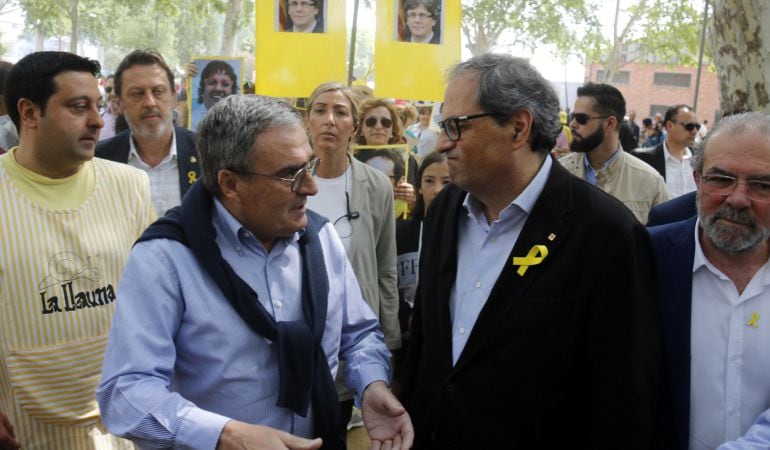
[653,216,696,448]
[451,161,572,374]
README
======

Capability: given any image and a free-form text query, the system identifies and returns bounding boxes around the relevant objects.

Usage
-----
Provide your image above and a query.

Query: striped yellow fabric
[0,156,154,449]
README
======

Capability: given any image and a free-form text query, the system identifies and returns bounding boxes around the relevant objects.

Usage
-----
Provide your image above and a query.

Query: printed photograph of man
[189,58,240,130]
[396,0,442,44]
[278,0,325,33]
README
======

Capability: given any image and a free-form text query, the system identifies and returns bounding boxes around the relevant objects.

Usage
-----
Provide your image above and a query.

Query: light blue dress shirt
[97,200,390,449]
[719,408,770,449]
[449,156,552,364]
[583,145,621,186]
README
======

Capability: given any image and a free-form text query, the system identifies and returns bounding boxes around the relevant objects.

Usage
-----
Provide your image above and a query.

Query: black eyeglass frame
[229,156,320,192]
[439,112,500,141]
[571,113,610,125]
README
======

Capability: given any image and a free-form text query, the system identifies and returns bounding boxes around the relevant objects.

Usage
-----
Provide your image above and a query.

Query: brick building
[586,61,720,125]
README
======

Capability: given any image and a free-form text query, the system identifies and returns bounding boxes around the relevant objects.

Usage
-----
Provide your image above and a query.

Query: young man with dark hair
[559,82,669,223]
[0,51,154,449]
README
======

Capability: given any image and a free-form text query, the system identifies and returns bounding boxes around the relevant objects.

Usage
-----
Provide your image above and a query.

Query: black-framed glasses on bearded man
[438,112,501,141]
[229,156,320,192]
[571,113,610,125]
[700,173,770,202]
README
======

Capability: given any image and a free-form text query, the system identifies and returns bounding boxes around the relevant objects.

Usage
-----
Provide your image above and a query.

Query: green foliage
[15,0,250,75]
[581,0,705,73]
[461,0,595,57]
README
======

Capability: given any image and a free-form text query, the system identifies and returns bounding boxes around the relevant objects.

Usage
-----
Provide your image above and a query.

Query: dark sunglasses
[572,113,609,125]
[673,121,701,132]
[364,116,393,128]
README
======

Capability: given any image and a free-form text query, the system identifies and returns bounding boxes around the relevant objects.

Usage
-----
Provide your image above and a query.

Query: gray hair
[196,94,303,196]
[692,111,770,173]
[447,53,562,153]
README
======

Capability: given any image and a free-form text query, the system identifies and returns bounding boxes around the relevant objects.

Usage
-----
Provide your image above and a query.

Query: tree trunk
[220,0,242,55]
[68,0,78,54]
[35,25,45,51]
[711,0,770,114]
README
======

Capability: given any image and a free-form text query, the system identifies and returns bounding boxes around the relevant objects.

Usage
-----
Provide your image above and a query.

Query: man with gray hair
[399,53,661,448]
[97,95,413,450]
[650,111,770,449]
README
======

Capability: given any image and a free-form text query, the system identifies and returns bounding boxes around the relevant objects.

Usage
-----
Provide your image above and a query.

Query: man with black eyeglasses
[648,111,770,449]
[634,104,701,198]
[97,95,413,450]
[560,82,669,224]
[400,53,661,449]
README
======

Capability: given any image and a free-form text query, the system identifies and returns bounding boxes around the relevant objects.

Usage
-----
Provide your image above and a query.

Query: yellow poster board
[256,0,347,98]
[374,0,461,101]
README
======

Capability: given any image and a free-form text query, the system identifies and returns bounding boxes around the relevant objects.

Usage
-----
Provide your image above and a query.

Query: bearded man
[649,111,770,450]
[559,82,668,223]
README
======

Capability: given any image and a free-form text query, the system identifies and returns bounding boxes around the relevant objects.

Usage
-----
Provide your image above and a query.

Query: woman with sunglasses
[355,98,417,212]
[304,82,401,438]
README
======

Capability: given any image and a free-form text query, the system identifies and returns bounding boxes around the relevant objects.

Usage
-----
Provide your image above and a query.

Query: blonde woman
[304,82,401,437]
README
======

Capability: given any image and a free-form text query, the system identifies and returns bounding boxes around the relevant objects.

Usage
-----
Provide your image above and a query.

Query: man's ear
[18,98,41,130]
[218,169,241,201]
[509,109,533,143]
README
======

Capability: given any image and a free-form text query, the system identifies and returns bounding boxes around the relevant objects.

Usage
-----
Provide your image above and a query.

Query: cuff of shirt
[176,406,231,449]
[352,364,390,408]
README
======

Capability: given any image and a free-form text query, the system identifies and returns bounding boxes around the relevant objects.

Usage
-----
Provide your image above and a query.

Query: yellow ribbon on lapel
[748,312,760,328]
[513,245,548,276]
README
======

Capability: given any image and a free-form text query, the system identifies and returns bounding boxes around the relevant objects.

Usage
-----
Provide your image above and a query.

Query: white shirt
[690,220,770,449]
[127,129,180,217]
[306,166,353,251]
[664,141,697,198]
[449,156,551,364]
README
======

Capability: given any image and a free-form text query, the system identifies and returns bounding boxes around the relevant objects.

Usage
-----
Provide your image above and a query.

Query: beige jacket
[559,148,669,224]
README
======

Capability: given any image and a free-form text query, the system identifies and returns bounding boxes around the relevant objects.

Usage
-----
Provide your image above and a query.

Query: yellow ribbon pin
[748,312,760,328]
[187,171,197,185]
[513,245,548,276]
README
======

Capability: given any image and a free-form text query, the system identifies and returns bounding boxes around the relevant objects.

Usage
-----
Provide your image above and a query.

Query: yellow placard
[256,0,347,98]
[374,0,461,101]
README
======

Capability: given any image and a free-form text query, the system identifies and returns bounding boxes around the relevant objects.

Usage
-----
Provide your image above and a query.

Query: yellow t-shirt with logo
[0,150,155,449]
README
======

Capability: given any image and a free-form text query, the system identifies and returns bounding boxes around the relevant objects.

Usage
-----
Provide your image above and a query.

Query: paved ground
[347,425,371,450]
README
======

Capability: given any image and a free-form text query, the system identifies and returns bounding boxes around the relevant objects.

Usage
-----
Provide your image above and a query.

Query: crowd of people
[1,47,770,450]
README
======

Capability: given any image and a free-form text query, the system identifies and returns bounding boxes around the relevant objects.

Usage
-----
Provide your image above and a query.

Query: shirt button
[474,281,481,288]
[274,300,282,309]
[459,327,465,334]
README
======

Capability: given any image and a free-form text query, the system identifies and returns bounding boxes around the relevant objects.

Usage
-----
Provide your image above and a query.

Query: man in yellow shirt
[0,51,154,449]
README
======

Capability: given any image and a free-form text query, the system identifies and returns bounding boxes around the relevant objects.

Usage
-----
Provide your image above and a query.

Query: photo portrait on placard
[352,144,411,218]
[189,57,242,130]
[395,0,443,44]
[276,0,326,33]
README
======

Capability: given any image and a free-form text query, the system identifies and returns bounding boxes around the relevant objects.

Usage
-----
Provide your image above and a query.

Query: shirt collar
[212,197,301,252]
[663,140,692,161]
[410,32,435,44]
[462,154,552,223]
[293,19,317,33]
[128,127,178,165]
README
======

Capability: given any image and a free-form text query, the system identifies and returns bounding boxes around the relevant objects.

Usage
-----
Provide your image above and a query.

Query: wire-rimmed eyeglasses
[701,173,770,202]
[229,156,320,192]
